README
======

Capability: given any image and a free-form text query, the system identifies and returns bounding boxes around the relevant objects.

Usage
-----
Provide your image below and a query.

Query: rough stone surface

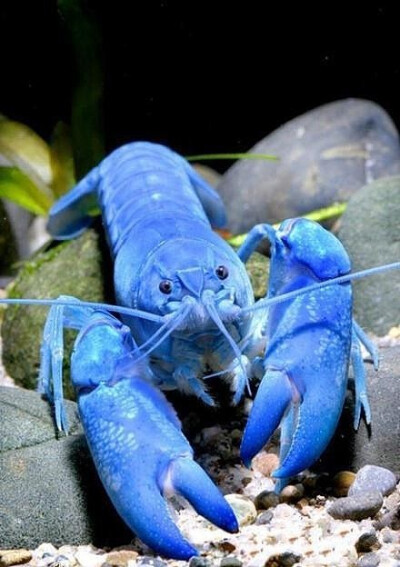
[1,229,107,396]
[327,491,383,521]
[217,98,400,234]
[349,465,398,497]
[315,345,400,476]
[337,175,400,335]
[0,386,131,549]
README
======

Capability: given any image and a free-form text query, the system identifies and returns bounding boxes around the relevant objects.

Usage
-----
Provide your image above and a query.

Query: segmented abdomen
[96,143,209,257]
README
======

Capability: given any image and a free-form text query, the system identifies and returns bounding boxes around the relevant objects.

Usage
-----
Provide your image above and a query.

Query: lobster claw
[240,364,347,483]
[71,313,237,560]
[79,376,238,559]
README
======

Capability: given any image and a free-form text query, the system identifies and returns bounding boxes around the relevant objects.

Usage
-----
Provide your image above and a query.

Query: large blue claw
[67,315,238,559]
[78,376,238,559]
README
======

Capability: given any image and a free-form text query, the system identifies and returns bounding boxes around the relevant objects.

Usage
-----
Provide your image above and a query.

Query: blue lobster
[1,142,398,559]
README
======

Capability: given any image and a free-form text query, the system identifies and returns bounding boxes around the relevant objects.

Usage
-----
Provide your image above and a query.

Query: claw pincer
[240,218,372,488]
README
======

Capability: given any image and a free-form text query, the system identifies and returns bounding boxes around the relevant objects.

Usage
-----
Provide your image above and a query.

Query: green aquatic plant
[0,118,75,215]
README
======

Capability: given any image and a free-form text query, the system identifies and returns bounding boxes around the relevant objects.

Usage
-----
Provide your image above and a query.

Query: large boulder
[0,386,131,548]
[1,229,107,396]
[337,176,400,335]
[217,99,400,233]
[316,345,400,476]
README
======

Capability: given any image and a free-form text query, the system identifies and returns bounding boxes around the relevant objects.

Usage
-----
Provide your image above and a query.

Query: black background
[1,1,399,167]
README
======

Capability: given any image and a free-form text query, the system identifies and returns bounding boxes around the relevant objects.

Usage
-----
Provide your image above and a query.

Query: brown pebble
[105,550,139,566]
[0,550,32,567]
[252,452,279,476]
[332,470,356,497]
[254,490,280,510]
[297,498,311,513]
[279,484,305,503]
[264,551,301,567]
[216,540,236,553]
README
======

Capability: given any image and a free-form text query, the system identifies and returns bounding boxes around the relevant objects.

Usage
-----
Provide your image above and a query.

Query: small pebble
[264,551,302,567]
[75,549,105,567]
[255,510,274,525]
[137,558,167,567]
[356,552,380,567]
[104,550,139,566]
[327,491,383,521]
[225,494,257,526]
[382,528,400,544]
[220,557,242,567]
[332,470,356,497]
[251,452,279,476]
[349,465,397,497]
[200,426,222,444]
[279,484,304,503]
[355,530,382,553]
[216,541,236,553]
[189,557,212,567]
[374,504,400,530]
[0,550,32,567]
[254,490,280,510]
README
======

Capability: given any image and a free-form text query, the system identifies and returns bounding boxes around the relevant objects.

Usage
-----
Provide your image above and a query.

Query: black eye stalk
[216,265,229,280]
[159,280,173,294]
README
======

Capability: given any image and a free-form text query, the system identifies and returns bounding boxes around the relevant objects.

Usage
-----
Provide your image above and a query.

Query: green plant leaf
[186,153,278,162]
[228,202,348,247]
[0,166,52,215]
[50,122,76,198]
[0,120,54,200]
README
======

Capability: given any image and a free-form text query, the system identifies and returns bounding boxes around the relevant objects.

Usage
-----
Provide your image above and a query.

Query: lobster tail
[47,166,100,239]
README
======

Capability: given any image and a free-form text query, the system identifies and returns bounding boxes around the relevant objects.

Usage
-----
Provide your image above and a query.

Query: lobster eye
[215,265,229,280]
[159,280,173,294]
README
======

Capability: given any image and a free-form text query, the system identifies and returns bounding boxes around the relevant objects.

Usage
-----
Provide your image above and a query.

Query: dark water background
[1,2,399,166]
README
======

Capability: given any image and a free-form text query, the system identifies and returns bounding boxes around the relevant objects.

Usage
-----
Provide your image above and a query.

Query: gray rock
[374,504,400,531]
[356,552,381,567]
[337,175,400,335]
[220,557,243,567]
[327,491,383,521]
[315,345,400,476]
[254,490,280,510]
[217,98,400,234]
[355,530,381,553]
[349,465,398,497]
[0,386,132,548]
[189,558,213,567]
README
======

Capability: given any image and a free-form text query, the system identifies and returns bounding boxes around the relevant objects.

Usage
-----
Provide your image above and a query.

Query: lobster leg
[351,327,372,428]
[38,295,93,431]
[40,303,238,559]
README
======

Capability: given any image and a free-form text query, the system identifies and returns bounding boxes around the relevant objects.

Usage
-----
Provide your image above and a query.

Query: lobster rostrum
[1,142,398,560]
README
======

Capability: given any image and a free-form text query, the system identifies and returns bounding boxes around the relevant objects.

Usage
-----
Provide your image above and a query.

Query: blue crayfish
[1,142,399,559]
